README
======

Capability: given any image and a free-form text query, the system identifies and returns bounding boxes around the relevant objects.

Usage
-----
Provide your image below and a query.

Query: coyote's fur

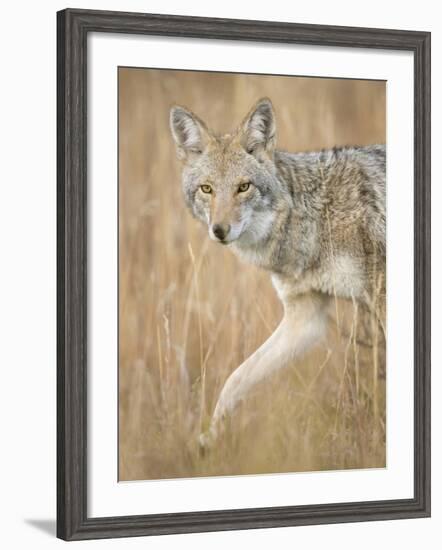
[170,98,386,446]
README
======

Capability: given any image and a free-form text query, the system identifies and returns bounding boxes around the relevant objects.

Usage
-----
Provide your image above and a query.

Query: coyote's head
[169,98,283,246]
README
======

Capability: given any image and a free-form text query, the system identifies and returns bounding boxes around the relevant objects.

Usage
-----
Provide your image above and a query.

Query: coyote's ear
[238,98,276,160]
[169,106,211,161]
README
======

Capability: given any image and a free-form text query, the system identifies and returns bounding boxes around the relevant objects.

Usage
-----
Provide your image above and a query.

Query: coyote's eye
[200,184,212,194]
[238,182,251,193]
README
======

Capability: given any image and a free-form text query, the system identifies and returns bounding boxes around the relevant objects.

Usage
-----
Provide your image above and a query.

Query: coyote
[170,98,386,447]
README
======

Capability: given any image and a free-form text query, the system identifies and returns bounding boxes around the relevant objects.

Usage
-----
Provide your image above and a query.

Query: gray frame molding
[57,8,431,541]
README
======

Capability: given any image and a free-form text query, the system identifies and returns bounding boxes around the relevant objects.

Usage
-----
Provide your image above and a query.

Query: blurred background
[118,67,386,481]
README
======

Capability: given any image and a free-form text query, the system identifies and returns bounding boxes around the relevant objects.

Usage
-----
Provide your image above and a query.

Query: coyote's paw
[198,432,210,457]
[198,429,217,457]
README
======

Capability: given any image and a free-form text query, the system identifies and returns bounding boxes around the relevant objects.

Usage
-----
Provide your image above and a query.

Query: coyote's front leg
[201,293,329,448]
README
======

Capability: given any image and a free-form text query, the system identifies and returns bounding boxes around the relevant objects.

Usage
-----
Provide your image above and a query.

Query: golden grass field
[118,68,386,481]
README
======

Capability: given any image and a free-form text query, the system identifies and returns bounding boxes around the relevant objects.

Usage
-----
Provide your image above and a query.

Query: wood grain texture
[56,8,431,541]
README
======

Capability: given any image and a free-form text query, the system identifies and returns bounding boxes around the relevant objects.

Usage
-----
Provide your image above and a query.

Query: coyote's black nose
[212,223,230,241]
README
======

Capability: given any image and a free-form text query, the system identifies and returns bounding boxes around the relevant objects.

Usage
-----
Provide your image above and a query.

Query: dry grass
[118,68,386,481]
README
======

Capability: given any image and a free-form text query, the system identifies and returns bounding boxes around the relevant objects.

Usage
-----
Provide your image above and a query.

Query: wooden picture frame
[57,8,431,541]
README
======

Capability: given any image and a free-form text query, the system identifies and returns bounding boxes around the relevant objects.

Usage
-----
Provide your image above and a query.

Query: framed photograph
[57,8,431,541]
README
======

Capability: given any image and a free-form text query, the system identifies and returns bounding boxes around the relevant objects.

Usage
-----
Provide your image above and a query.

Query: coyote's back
[272,144,386,306]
